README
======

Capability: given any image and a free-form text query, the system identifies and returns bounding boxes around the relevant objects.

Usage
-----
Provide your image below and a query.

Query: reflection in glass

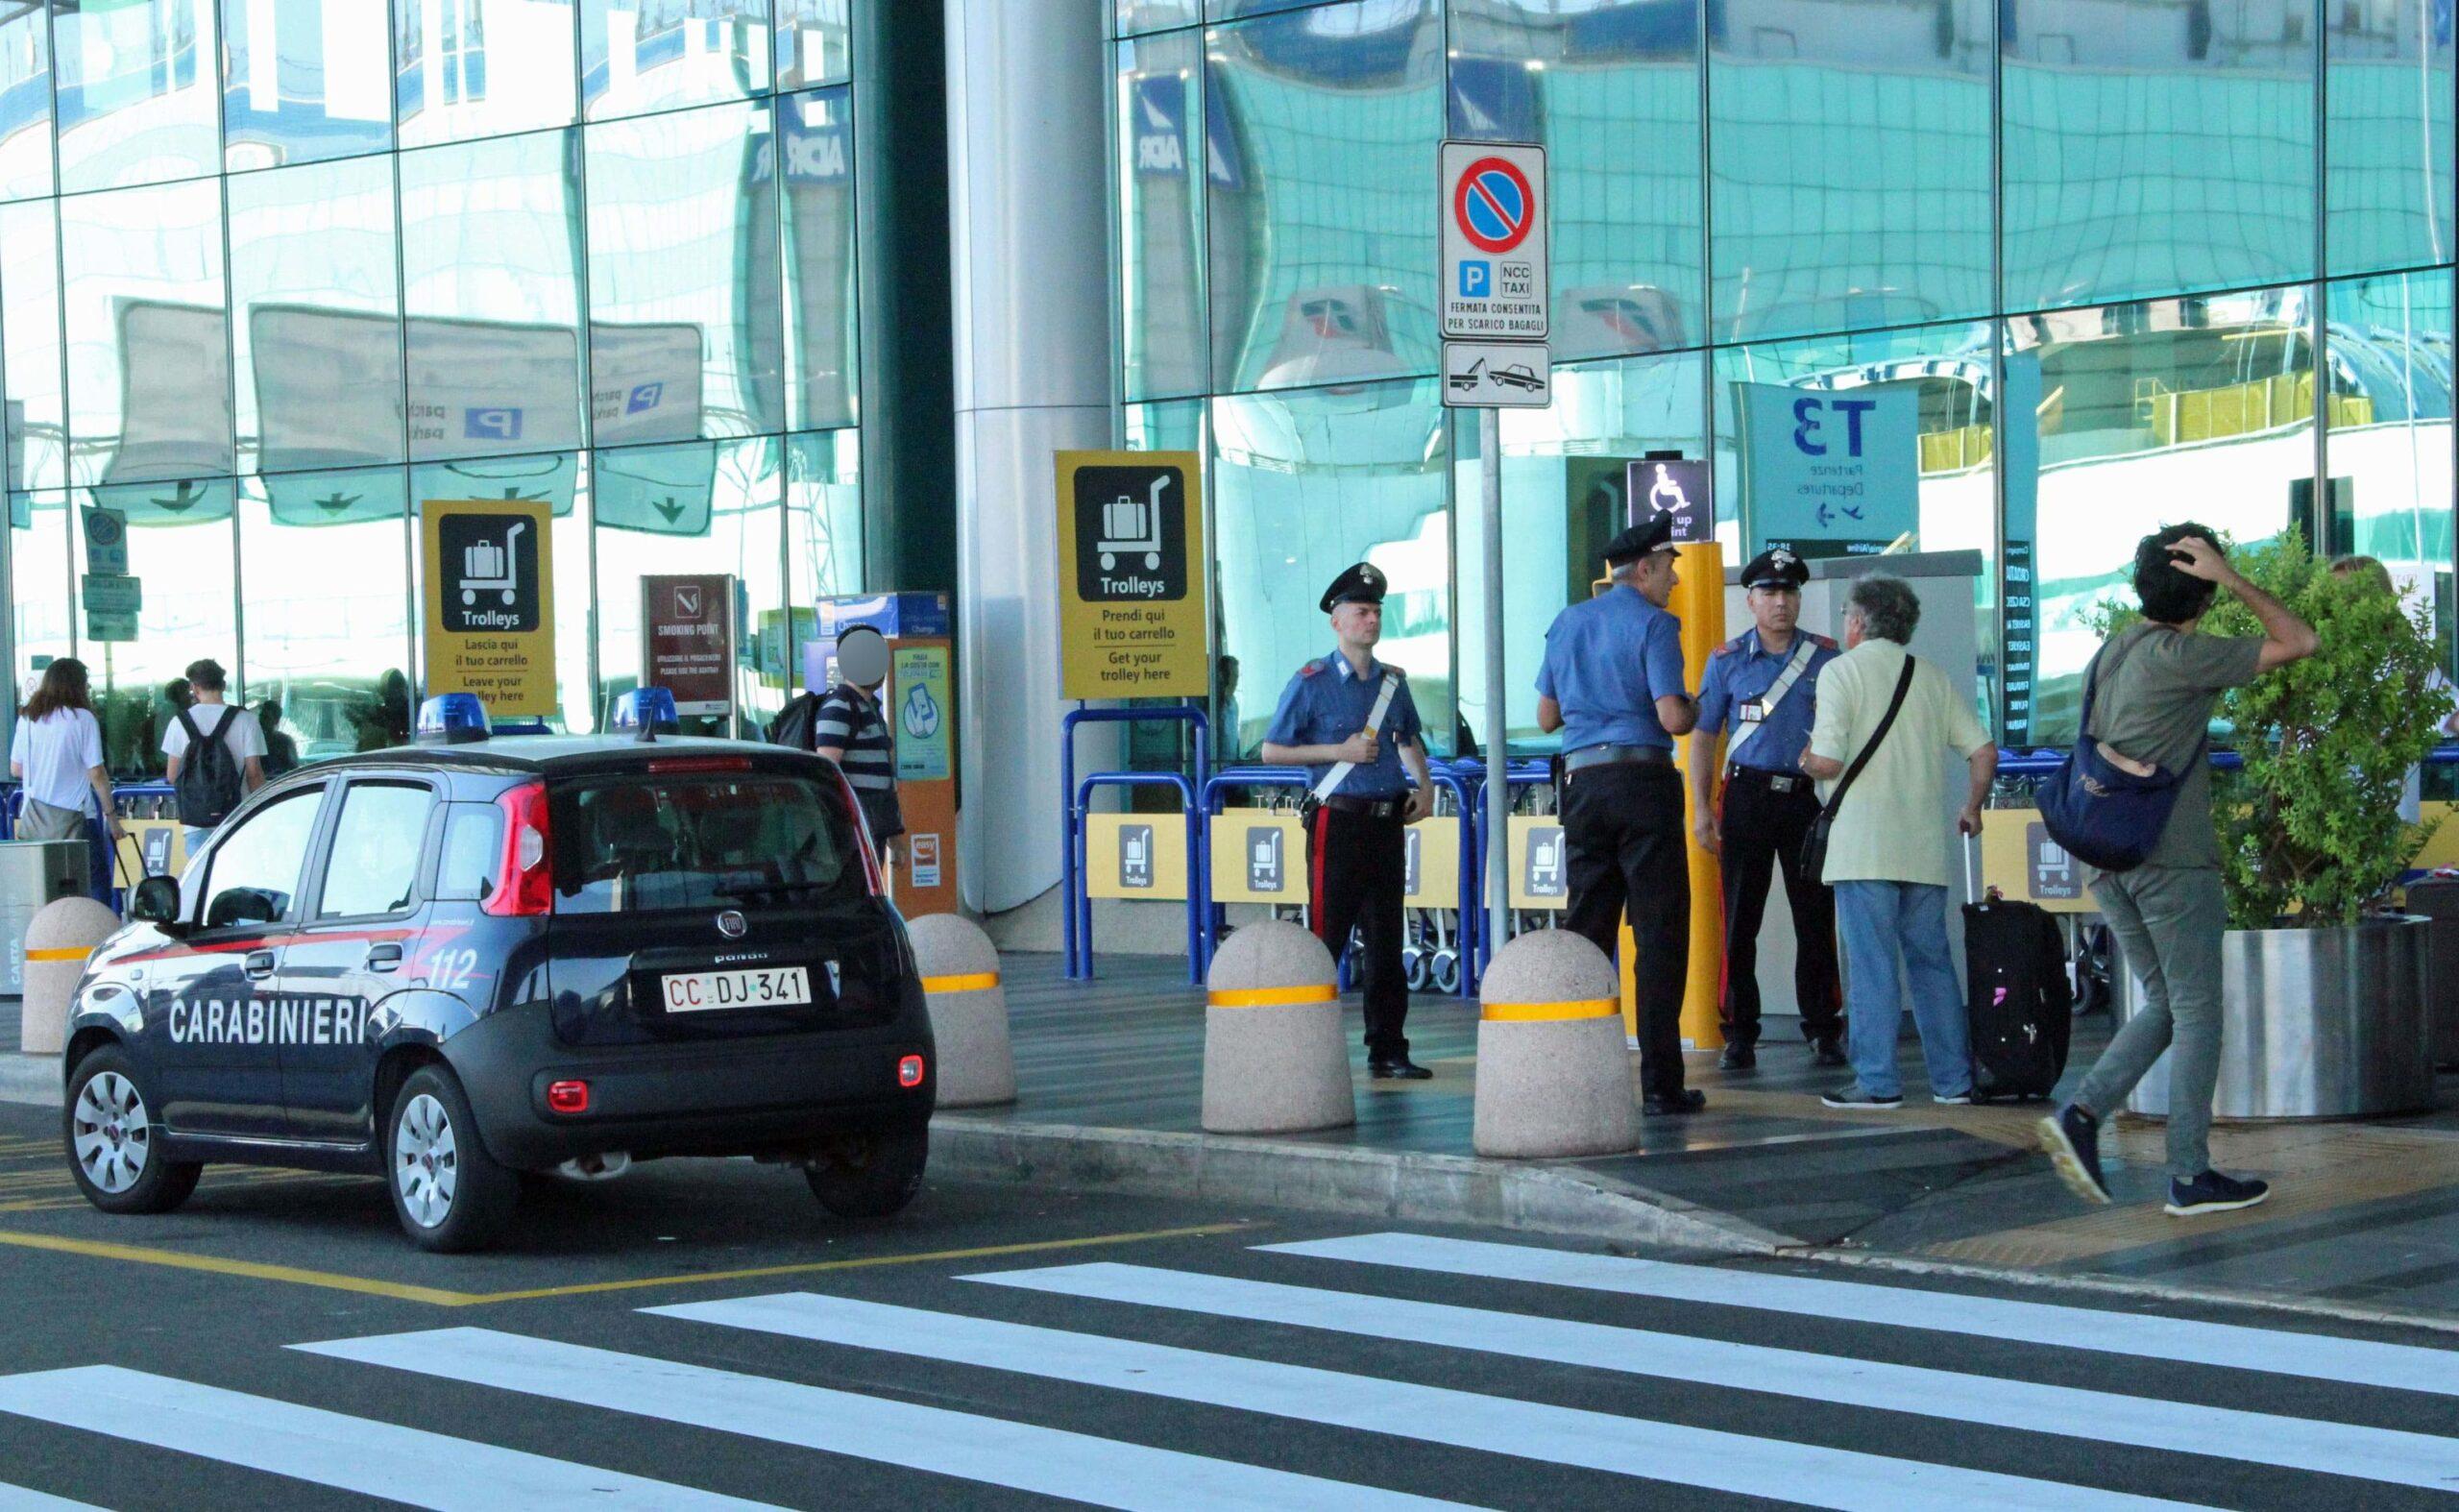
[2326,0,2455,276]
[2012,288,2318,741]
[2,199,67,493]
[1212,378,1454,753]
[0,0,57,201]
[782,88,859,430]
[2003,0,2317,312]
[1451,0,1702,360]
[585,0,771,119]
[1206,0,1442,393]
[396,0,579,148]
[1708,0,1991,344]
[784,429,860,694]
[775,0,850,90]
[587,101,783,442]
[2324,270,2453,659]
[78,493,238,775]
[1118,33,1207,401]
[238,469,414,763]
[399,130,586,462]
[54,0,220,191]
[231,157,407,476]
[224,0,397,170]
[60,180,233,489]
[8,490,72,713]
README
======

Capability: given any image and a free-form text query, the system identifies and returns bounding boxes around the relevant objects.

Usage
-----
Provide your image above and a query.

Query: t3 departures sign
[1440,140,1550,409]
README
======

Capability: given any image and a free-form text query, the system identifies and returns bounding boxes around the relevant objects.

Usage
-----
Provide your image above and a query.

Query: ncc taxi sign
[1441,141,1547,340]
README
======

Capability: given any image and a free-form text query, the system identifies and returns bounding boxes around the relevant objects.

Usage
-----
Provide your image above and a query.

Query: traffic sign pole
[1480,404,1508,967]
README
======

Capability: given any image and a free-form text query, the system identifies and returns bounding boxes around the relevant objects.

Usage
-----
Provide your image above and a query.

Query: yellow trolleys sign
[1055,450,1208,699]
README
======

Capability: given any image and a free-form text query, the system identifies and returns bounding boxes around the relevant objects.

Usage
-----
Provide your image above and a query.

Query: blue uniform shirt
[1696,628,1838,775]
[1534,590,1688,753]
[1263,651,1424,798]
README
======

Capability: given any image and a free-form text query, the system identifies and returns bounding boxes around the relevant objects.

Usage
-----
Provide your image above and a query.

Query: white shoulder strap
[1723,637,1818,767]
[1311,671,1403,803]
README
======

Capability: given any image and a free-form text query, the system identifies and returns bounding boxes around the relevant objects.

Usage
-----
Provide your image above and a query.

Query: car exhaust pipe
[555,1151,632,1182]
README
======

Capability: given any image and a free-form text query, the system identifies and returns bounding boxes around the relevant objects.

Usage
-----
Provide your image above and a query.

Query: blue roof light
[416,694,490,744]
[612,687,679,742]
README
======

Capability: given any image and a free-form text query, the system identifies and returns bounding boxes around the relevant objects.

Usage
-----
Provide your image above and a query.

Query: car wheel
[804,1123,928,1219]
[386,1065,517,1253]
[63,1046,202,1215]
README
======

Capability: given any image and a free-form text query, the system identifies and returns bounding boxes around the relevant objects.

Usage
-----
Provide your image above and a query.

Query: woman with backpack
[9,659,125,889]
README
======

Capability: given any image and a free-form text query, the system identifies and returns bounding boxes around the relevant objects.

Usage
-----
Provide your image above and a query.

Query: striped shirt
[816,684,902,843]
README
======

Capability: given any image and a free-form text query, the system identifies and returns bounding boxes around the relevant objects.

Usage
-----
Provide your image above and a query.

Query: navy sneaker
[2166,1170,2270,1217]
[1820,1085,1902,1109]
[2037,1103,2112,1205]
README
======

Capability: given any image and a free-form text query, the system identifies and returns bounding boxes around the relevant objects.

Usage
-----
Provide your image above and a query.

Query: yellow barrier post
[1620,539,1727,1049]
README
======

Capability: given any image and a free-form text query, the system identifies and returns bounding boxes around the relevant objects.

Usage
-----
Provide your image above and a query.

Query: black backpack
[767,691,824,751]
[174,707,247,827]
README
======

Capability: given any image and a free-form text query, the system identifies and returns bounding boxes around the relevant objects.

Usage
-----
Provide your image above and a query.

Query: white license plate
[660,966,813,1012]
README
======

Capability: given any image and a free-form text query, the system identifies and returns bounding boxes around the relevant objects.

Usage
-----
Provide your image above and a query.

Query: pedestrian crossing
[0,1228,2451,1511]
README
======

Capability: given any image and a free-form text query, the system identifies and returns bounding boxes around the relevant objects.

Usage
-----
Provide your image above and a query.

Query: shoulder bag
[1800,656,1917,880]
[2035,627,2206,873]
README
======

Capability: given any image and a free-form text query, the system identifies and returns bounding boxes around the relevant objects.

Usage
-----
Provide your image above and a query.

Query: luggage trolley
[1096,476,1168,573]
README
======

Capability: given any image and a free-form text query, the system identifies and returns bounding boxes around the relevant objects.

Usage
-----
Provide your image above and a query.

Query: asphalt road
[0,1100,2456,1510]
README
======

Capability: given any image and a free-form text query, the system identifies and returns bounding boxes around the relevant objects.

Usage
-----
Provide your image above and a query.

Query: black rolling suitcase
[1961,850,2074,1102]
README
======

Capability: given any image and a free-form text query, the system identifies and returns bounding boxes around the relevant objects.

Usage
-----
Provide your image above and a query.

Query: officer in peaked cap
[1261,561,1437,1078]
[1535,509,1704,1114]
[1690,548,1846,1072]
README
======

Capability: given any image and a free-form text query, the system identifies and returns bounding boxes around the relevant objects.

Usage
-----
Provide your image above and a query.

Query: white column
[946,0,1113,915]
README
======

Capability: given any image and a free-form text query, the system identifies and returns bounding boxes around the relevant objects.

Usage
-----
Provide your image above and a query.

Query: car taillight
[484,779,554,916]
[830,765,885,896]
[646,756,753,774]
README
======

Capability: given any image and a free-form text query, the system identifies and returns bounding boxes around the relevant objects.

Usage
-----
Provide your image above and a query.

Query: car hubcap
[72,1072,151,1195]
[394,1092,457,1229]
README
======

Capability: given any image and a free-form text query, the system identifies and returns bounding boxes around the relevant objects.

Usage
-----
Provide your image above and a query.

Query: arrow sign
[268,469,408,527]
[596,444,715,536]
[90,476,234,524]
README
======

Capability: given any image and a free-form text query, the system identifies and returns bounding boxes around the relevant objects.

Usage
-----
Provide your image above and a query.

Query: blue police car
[58,694,937,1252]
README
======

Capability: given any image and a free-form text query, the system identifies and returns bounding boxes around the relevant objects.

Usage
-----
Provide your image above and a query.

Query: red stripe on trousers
[1310,805,1329,940]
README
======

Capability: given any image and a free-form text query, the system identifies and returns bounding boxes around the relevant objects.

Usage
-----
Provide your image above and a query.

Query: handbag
[1801,657,1917,879]
[2035,628,2205,873]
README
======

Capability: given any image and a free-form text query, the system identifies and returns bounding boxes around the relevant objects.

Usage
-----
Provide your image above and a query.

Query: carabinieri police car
[58,692,936,1252]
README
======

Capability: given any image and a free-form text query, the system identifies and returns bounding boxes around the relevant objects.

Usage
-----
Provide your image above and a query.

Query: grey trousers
[2076,864,2228,1180]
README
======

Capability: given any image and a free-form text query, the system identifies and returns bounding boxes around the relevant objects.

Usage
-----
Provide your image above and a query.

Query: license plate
[660,966,812,1012]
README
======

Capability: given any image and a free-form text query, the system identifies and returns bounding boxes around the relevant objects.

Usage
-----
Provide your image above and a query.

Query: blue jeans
[1835,880,1973,1099]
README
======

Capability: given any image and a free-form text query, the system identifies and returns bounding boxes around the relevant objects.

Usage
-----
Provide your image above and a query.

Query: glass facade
[0,0,866,770]
[1116,0,2459,754]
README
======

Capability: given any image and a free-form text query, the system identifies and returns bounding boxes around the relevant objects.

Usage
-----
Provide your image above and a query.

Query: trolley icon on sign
[1097,476,1169,573]
[1248,826,1284,893]
[1120,824,1155,890]
[1525,825,1566,897]
[459,520,526,607]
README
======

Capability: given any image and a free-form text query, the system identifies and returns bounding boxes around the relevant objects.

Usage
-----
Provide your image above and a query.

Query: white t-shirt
[10,708,104,812]
[161,702,267,771]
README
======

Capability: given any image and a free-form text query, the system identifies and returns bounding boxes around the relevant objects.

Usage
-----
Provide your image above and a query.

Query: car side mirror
[204,888,280,930]
[128,875,183,929]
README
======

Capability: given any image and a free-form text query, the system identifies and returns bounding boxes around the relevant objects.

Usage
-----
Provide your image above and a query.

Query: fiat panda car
[58,729,936,1252]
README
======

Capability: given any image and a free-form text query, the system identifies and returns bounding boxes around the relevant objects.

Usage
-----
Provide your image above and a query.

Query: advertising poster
[420,498,558,716]
[1054,449,1208,699]
[643,573,735,717]
[891,643,951,781]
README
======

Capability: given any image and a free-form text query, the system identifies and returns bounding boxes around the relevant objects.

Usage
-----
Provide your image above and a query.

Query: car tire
[804,1123,928,1219]
[63,1045,201,1215]
[386,1065,518,1253]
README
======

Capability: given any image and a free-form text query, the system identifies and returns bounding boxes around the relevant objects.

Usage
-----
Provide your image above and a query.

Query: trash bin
[2404,878,2459,1069]
[0,841,92,997]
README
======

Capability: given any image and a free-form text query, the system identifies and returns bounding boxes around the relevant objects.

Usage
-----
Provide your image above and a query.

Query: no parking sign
[1440,142,1547,341]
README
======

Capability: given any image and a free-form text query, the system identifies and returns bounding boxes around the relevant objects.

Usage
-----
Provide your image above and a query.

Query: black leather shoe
[1369,1057,1433,1081]
[1810,1035,1848,1068]
[1642,1088,1707,1116]
[1717,1041,1757,1072]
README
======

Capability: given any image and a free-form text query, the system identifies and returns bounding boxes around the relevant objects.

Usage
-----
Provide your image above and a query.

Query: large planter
[2119,916,2435,1120]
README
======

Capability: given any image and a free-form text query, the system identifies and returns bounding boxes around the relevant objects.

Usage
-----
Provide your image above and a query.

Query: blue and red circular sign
[1453,157,1534,254]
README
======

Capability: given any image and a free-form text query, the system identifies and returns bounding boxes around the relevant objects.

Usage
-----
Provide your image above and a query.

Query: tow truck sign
[1440,141,1546,340]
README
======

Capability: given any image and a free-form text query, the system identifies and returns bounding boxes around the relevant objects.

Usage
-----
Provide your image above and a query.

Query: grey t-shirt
[2083,622,2265,868]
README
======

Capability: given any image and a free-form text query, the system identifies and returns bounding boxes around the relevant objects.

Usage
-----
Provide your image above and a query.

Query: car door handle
[243,951,277,980]
[366,942,403,972]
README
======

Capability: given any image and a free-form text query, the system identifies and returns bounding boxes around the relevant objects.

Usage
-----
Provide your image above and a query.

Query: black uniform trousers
[1561,762,1688,1099]
[1305,803,1410,1061]
[1716,768,1843,1046]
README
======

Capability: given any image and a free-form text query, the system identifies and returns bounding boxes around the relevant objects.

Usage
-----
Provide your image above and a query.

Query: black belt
[1564,744,1673,775]
[1321,794,1405,817]
[1725,764,1814,795]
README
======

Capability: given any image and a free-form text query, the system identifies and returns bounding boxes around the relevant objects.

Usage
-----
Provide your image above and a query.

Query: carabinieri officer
[1690,548,1847,1072]
[1261,562,1437,1079]
[1536,512,1702,1115]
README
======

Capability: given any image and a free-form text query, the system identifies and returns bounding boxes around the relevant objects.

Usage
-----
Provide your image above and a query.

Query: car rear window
[548,771,864,915]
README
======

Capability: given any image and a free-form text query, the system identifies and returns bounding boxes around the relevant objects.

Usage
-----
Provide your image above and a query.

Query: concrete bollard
[906,913,1016,1108]
[1202,919,1355,1134]
[1473,928,1639,1158]
[20,896,122,1056]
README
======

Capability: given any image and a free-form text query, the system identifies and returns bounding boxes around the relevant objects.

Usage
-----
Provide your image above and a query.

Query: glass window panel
[2326,0,2456,277]
[1707,0,1992,345]
[201,785,326,921]
[781,86,857,429]
[399,129,587,462]
[1450,0,1702,361]
[1119,33,1208,401]
[53,0,220,191]
[1119,0,1202,36]
[2003,1,2318,313]
[0,0,57,201]
[316,781,434,915]
[224,0,398,170]
[395,0,578,148]
[75,491,237,776]
[2324,270,2453,660]
[1212,378,1454,754]
[1206,0,1442,393]
[782,427,858,691]
[8,490,73,722]
[410,448,592,729]
[1210,0,1327,20]
[2,199,68,493]
[584,0,770,119]
[1456,351,1707,754]
[231,157,407,476]
[775,0,848,88]
[2011,287,2317,743]
[595,436,784,733]
[586,100,783,442]
[238,467,413,763]
[61,179,234,489]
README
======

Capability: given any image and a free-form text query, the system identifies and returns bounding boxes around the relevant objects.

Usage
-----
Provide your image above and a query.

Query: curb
[0,1054,58,1111]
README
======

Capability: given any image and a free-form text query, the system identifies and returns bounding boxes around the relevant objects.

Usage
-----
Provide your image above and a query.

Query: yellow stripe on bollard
[1206,984,1338,1009]
[22,946,92,963]
[1480,997,1619,1023]
[918,972,1001,993]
